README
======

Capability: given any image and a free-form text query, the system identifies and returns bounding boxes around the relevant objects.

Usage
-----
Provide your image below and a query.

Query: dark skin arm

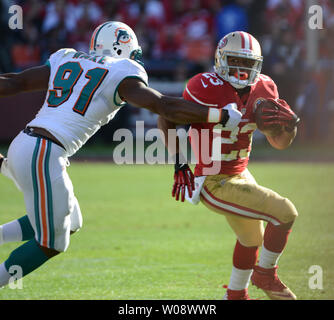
[0,65,50,97]
[158,115,195,202]
[0,68,213,125]
[118,78,209,125]
[159,111,297,152]
[157,115,179,158]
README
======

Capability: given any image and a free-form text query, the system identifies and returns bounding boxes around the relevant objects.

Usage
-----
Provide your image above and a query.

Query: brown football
[254,99,283,136]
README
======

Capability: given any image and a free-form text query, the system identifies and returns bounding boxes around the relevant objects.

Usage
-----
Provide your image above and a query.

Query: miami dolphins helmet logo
[113,27,132,45]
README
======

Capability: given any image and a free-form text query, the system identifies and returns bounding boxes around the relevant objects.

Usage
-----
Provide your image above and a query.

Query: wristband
[207,108,222,123]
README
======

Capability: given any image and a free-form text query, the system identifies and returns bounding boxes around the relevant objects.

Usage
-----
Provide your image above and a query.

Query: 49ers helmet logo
[218,37,228,48]
[113,27,132,45]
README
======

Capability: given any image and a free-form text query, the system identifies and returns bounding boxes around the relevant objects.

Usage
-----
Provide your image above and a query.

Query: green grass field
[0,162,333,300]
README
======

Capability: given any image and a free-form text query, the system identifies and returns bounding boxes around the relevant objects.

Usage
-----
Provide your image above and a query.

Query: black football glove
[172,154,195,202]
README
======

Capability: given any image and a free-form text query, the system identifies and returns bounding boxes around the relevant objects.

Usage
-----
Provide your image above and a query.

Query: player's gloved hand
[220,103,243,129]
[172,153,195,202]
[261,98,300,132]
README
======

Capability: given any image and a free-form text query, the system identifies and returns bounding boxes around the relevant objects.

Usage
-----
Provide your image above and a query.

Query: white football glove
[221,103,242,129]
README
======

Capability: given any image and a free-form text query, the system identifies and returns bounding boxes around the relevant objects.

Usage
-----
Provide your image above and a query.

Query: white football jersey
[28,48,148,156]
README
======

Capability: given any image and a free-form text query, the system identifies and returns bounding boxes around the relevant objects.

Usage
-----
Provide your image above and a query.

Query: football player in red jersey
[158,31,300,300]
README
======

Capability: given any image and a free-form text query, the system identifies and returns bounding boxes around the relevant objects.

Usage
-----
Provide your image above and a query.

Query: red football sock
[263,222,292,253]
[233,240,259,269]
[227,240,259,290]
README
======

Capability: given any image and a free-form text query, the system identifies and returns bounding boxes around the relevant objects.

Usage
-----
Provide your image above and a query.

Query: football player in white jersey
[0,21,241,288]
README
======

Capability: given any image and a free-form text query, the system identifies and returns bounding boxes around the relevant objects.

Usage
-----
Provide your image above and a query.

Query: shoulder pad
[183,72,226,107]
[256,74,279,99]
[113,58,148,86]
[47,48,77,67]
[53,48,77,58]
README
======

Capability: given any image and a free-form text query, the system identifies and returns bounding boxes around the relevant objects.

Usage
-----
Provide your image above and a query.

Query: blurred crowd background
[0,0,334,144]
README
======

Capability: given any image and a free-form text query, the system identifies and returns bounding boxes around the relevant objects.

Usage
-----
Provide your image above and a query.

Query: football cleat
[223,288,251,300]
[251,265,297,300]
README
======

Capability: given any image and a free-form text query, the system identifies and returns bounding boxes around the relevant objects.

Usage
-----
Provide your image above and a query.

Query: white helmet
[89,21,142,62]
[214,31,263,89]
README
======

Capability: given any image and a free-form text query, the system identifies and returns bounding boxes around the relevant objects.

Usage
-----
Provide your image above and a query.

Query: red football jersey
[183,72,279,176]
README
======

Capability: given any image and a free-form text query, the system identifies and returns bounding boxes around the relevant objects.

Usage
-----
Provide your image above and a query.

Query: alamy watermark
[8,5,23,30]
[308,265,323,290]
[8,265,23,289]
[0,265,23,290]
[7,4,325,31]
[308,5,324,30]
[111,121,253,175]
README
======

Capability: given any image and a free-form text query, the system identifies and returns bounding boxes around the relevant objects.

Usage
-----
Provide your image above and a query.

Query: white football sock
[0,220,22,244]
[0,263,11,288]
[228,266,253,290]
[258,245,282,269]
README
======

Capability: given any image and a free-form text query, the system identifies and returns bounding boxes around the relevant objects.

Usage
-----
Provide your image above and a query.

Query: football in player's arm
[158,31,300,300]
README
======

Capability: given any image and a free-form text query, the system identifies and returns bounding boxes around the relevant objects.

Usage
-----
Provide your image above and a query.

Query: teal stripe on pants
[31,138,41,244]
[44,140,54,249]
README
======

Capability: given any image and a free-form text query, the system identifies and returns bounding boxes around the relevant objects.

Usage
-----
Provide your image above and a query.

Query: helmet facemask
[215,50,263,89]
[130,48,144,66]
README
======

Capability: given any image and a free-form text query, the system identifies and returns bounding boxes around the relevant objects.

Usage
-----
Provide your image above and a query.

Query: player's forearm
[157,116,180,157]
[119,78,219,125]
[155,95,209,125]
[0,76,23,97]
[266,127,297,150]
[0,66,49,97]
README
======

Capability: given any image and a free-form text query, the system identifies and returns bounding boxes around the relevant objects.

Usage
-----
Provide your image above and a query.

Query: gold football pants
[200,169,298,247]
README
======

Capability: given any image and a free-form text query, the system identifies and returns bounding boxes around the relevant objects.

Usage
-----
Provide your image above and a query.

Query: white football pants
[2,131,83,252]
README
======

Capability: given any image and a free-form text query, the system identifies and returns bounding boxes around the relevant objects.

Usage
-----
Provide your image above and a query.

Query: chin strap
[229,77,249,89]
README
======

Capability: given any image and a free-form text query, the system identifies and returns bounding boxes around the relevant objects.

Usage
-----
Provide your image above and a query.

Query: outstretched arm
[157,115,194,202]
[157,116,179,157]
[118,77,213,125]
[0,65,50,97]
